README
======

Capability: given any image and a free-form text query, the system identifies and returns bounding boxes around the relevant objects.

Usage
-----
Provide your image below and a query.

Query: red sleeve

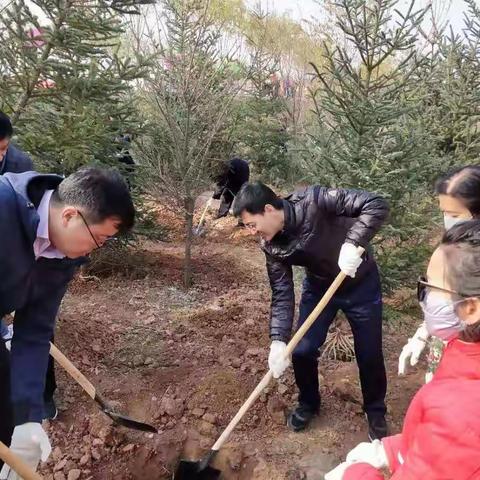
[341,434,404,480]
[343,463,384,480]
[382,434,403,472]
[388,423,480,479]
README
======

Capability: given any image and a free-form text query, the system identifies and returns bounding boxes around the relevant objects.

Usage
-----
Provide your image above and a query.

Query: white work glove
[398,324,429,376]
[268,341,290,379]
[325,462,350,480]
[346,439,388,469]
[0,423,51,479]
[425,371,434,383]
[338,243,363,278]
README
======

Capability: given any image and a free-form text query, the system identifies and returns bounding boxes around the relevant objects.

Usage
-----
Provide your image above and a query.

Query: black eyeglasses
[417,276,467,302]
[77,210,101,249]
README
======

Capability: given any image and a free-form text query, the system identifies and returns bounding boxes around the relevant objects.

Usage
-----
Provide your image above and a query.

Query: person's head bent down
[436,165,480,230]
[49,167,135,258]
[232,181,284,241]
[420,219,480,342]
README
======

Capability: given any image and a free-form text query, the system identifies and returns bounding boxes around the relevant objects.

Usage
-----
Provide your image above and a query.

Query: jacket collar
[281,198,297,236]
[1,172,64,245]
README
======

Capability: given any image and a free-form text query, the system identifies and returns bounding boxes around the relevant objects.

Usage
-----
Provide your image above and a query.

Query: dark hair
[0,112,13,140]
[232,181,283,217]
[441,220,480,342]
[51,167,135,233]
[435,166,480,216]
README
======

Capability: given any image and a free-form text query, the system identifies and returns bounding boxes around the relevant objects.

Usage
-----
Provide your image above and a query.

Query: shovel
[0,441,43,480]
[173,247,364,479]
[49,343,157,433]
[193,198,213,236]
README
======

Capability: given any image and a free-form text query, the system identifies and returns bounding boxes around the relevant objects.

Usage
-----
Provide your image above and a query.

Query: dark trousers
[292,269,387,417]
[0,340,13,468]
[0,337,56,463]
[44,342,56,403]
[216,189,235,219]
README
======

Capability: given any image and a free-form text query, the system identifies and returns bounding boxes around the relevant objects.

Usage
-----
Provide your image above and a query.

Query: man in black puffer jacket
[212,157,250,219]
[233,181,389,439]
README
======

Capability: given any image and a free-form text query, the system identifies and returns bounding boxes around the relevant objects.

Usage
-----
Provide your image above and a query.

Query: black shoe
[367,414,388,440]
[287,404,318,432]
[44,399,58,421]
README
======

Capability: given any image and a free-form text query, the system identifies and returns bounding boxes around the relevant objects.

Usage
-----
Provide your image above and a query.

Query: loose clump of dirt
[40,201,424,480]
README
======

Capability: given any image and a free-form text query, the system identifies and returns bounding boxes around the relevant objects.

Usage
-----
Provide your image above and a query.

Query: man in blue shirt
[0,167,135,477]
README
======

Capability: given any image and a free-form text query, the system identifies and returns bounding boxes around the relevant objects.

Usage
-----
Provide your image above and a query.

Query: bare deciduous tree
[133,0,247,287]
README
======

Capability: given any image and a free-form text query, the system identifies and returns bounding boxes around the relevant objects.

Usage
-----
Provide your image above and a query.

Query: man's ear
[264,204,275,214]
[61,206,78,227]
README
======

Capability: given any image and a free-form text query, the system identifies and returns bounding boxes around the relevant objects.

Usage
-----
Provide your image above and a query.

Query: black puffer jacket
[263,185,389,342]
[212,157,250,199]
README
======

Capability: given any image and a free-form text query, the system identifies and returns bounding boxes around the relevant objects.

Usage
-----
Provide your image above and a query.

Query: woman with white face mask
[326,220,480,480]
[398,165,480,381]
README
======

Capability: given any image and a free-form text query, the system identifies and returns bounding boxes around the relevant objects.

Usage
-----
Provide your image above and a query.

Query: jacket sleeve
[18,151,34,172]
[8,145,34,173]
[212,184,225,200]
[265,253,294,342]
[342,434,404,480]
[10,259,78,425]
[314,186,389,247]
[343,463,385,480]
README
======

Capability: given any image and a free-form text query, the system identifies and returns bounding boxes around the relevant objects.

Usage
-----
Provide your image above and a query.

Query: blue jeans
[292,269,387,417]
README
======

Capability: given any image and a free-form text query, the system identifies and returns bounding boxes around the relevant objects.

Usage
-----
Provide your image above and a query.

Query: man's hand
[0,423,51,480]
[346,439,388,469]
[398,324,429,376]
[268,341,290,378]
[338,243,363,278]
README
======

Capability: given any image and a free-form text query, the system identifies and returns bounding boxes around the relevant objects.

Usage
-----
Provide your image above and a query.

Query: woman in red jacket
[326,219,480,480]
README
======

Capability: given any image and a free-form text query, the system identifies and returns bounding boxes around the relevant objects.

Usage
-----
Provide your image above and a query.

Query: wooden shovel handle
[0,442,43,480]
[197,198,212,228]
[212,247,364,451]
[49,343,96,399]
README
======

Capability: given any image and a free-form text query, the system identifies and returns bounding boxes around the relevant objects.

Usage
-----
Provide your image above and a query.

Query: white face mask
[420,290,466,341]
[443,214,472,230]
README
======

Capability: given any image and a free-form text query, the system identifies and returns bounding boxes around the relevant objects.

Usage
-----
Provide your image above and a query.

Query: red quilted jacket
[344,339,480,480]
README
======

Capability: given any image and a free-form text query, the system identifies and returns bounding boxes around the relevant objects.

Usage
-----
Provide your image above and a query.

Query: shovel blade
[193,226,206,237]
[173,460,221,480]
[106,411,157,433]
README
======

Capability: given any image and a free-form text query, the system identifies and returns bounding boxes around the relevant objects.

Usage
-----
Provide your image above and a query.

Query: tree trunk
[183,196,195,288]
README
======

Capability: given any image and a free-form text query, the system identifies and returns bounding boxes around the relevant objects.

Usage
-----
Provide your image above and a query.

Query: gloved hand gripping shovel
[49,343,157,433]
[173,247,364,480]
[0,441,43,480]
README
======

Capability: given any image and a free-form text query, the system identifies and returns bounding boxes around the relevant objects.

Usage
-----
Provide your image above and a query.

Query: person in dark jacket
[0,111,33,174]
[233,181,389,439]
[0,167,134,476]
[0,111,59,422]
[212,157,250,219]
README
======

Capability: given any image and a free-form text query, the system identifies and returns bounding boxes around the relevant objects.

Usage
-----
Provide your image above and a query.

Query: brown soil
[40,198,424,480]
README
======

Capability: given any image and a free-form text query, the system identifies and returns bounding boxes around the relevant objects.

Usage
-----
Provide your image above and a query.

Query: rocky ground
[39,199,425,480]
